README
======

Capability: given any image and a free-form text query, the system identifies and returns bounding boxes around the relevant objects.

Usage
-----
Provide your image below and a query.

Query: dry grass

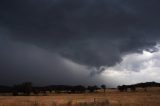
[0,87,160,106]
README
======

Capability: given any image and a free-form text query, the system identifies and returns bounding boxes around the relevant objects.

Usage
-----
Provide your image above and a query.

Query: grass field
[0,87,160,106]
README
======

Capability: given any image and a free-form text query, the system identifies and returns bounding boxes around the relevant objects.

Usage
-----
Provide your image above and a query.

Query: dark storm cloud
[0,0,160,85]
[0,37,104,85]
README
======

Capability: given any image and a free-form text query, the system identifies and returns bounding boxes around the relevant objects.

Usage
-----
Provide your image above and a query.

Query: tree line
[0,81,159,95]
[117,81,160,92]
[0,82,107,96]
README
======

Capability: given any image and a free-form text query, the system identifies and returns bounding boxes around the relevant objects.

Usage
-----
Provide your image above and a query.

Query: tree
[101,84,106,93]
[13,82,32,96]
[87,85,99,93]
[117,85,128,92]
[118,86,123,92]
[130,85,136,92]
[23,82,32,95]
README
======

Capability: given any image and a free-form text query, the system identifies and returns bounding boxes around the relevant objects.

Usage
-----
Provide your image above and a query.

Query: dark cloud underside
[0,0,160,85]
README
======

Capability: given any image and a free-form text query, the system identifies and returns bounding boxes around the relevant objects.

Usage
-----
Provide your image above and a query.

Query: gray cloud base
[0,0,160,85]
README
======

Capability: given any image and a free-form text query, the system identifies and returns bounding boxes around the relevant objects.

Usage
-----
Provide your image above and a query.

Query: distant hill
[118,81,160,88]
[133,81,160,87]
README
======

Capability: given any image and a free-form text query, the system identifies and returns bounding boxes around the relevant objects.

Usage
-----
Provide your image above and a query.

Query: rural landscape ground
[0,87,160,106]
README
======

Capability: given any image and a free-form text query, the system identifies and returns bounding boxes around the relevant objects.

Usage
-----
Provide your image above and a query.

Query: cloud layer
[0,0,160,86]
[102,44,160,87]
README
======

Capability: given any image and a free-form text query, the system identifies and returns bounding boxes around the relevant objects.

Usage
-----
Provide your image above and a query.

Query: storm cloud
[0,0,160,86]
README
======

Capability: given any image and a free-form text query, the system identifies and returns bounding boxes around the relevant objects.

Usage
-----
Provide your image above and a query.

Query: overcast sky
[0,0,160,87]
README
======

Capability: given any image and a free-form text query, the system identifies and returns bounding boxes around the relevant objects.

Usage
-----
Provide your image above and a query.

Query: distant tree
[87,86,93,93]
[123,85,128,92]
[16,82,32,95]
[101,84,106,93]
[33,89,40,95]
[13,82,32,96]
[93,85,99,92]
[144,83,148,92]
[23,82,32,95]
[130,86,136,92]
[117,86,123,92]
[12,90,18,96]
[142,85,147,92]
[117,85,128,92]
[87,86,98,93]
[49,88,52,93]
[33,87,43,95]
[75,85,86,93]
[54,89,61,93]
